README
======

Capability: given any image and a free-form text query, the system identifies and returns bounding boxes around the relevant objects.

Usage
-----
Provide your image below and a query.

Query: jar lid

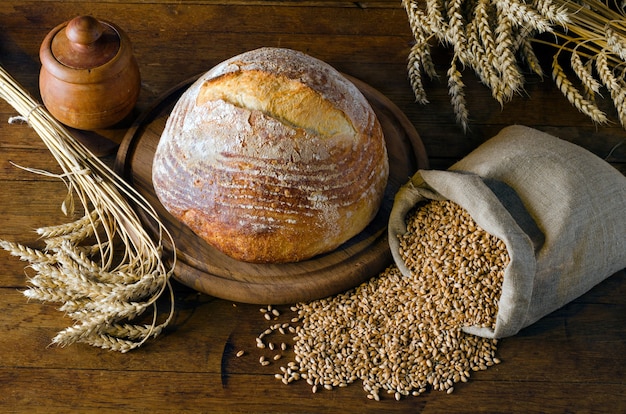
[50,16,120,69]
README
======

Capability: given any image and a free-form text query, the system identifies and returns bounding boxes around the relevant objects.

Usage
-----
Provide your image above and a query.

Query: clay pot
[39,15,140,130]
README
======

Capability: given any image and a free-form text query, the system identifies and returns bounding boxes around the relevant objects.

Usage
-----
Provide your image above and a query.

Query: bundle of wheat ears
[403,0,626,131]
[0,66,176,352]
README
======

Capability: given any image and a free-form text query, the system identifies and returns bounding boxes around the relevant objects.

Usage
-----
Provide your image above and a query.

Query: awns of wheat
[0,66,176,353]
[403,0,626,131]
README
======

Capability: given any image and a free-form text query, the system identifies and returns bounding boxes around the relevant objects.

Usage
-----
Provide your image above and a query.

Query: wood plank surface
[1,1,625,413]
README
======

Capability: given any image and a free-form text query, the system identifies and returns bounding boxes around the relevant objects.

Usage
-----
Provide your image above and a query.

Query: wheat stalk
[552,57,609,122]
[448,53,470,131]
[0,65,177,352]
[404,0,626,130]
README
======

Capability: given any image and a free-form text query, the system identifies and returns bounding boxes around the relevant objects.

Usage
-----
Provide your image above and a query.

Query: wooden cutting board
[114,74,429,304]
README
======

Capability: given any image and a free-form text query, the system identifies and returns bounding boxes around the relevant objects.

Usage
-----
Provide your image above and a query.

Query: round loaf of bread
[152,47,389,263]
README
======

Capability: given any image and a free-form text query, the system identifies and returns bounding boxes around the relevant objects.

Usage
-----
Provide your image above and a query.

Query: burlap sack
[388,125,626,338]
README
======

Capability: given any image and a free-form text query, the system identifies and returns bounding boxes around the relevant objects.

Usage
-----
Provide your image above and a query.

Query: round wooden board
[115,74,429,304]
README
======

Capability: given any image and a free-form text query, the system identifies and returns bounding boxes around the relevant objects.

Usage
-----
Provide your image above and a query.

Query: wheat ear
[0,65,178,352]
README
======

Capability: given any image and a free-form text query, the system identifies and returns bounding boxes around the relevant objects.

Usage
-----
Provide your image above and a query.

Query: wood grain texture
[0,1,625,412]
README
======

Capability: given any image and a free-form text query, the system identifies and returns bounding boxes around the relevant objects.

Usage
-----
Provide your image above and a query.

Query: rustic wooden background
[1,1,625,412]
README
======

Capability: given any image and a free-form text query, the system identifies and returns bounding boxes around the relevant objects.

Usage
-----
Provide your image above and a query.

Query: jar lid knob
[66,15,104,47]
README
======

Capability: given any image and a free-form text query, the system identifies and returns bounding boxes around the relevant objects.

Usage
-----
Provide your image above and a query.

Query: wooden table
[1,1,625,412]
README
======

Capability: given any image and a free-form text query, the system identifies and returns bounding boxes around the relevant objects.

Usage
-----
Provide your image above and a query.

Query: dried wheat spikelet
[404,0,626,130]
[0,65,176,353]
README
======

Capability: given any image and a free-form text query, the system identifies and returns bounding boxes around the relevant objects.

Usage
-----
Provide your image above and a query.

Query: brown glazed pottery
[39,15,140,130]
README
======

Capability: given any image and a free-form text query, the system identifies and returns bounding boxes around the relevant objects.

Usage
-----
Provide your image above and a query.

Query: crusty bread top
[200,47,374,135]
[197,70,357,141]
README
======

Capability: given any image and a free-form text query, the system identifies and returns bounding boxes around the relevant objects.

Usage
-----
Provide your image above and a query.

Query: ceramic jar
[39,15,140,130]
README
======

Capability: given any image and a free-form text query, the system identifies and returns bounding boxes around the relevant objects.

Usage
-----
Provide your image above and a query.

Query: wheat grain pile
[255,200,509,400]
